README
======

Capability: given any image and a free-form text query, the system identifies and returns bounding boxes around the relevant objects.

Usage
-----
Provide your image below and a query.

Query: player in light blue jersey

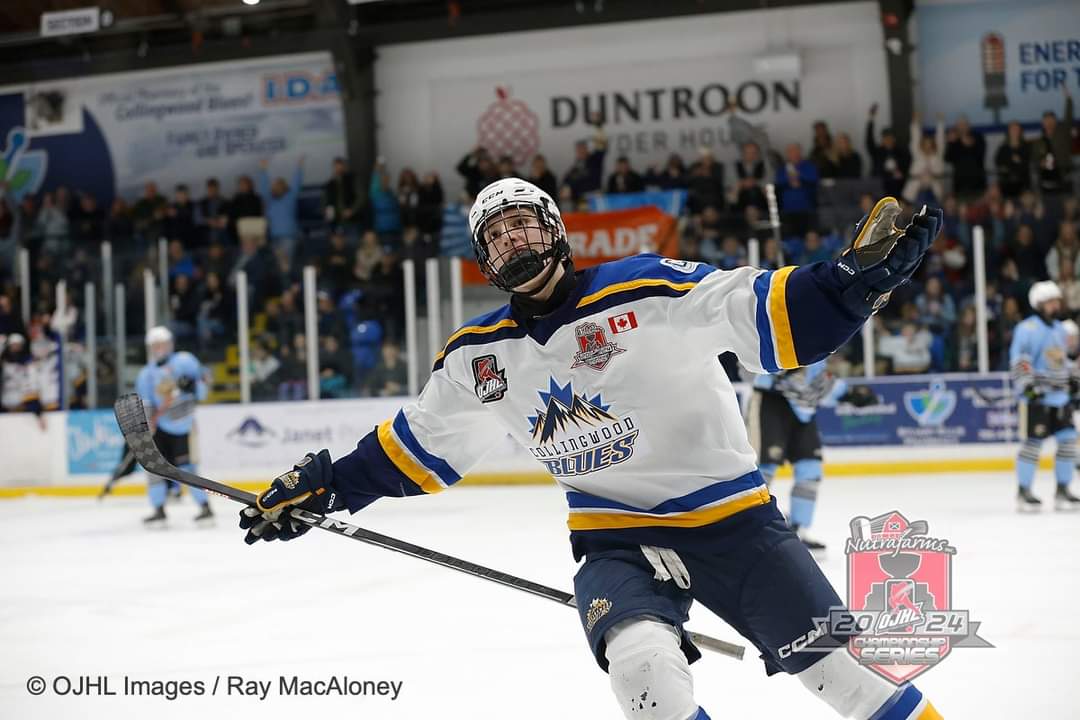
[135,326,213,526]
[1010,282,1080,511]
[748,361,876,552]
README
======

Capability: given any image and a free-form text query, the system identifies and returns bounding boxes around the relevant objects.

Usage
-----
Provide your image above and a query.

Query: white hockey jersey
[333,254,866,552]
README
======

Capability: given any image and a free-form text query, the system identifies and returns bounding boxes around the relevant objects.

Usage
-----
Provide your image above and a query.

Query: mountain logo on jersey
[526,378,639,477]
[903,379,957,427]
[571,322,625,371]
[472,354,508,403]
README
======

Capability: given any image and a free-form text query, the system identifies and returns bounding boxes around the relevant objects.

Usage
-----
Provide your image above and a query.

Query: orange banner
[459,206,680,285]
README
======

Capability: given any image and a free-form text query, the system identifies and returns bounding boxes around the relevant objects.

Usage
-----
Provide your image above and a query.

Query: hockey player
[1011,282,1080,511]
[239,182,945,720]
[748,360,876,552]
[136,326,213,526]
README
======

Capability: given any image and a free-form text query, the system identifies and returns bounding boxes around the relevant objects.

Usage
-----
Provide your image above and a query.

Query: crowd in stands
[0,87,1077,406]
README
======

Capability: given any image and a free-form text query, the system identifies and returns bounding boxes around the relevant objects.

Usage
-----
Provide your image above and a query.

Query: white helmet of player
[1028,281,1063,313]
[145,325,174,364]
[468,177,571,294]
[1063,319,1080,337]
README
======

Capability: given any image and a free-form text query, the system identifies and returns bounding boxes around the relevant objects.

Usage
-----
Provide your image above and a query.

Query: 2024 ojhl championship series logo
[796,510,992,684]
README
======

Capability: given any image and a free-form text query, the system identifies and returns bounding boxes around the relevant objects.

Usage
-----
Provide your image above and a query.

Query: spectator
[562,115,607,202]
[950,304,979,372]
[352,230,383,284]
[250,339,282,401]
[105,198,133,245]
[527,155,559,199]
[997,295,1024,365]
[321,231,353,296]
[1046,222,1080,282]
[0,200,14,273]
[944,115,987,199]
[228,175,263,242]
[34,192,69,253]
[231,221,277,308]
[687,149,725,213]
[995,122,1032,199]
[775,143,819,236]
[878,322,932,374]
[265,290,304,351]
[708,235,746,271]
[166,239,196,281]
[323,157,363,231]
[760,237,783,271]
[195,178,229,246]
[734,142,767,214]
[456,147,499,197]
[606,156,645,194]
[315,291,344,338]
[721,98,779,173]
[14,195,38,248]
[164,184,197,246]
[277,332,309,401]
[369,158,401,242]
[833,133,863,178]
[196,271,230,352]
[319,334,352,399]
[497,155,518,179]
[168,274,199,340]
[397,168,422,229]
[0,293,21,336]
[256,156,304,260]
[364,340,408,397]
[70,193,104,245]
[368,252,404,338]
[915,276,957,334]
[902,113,946,204]
[865,103,911,199]
[131,181,166,240]
[645,153,687,191]
[416,172,445,236]
[798,230,832,264]
[203,241,233,280]
[1032,86,1075,197]
[1011,224,1048,282]
[809,120,839,178]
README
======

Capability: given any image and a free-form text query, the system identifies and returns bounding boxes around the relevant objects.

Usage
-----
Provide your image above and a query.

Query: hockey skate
[193,503,215,527]
[793,525,826,556]
[1054,485,1080,511]
[1017,487,1042,512]
[143,506,167,528]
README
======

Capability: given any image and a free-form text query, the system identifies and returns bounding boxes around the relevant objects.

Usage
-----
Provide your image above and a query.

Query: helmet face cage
[472,199,569,292]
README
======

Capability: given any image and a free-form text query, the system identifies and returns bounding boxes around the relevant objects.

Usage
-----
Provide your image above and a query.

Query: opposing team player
[748,361,876,552]
[136,326,213,526]
[239,184,945,720]
[1010,282,1080,511]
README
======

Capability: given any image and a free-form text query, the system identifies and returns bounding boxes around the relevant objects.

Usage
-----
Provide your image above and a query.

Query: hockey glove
[838,385,877,408]
[239,449,344,544]
[834,197,943,317]
[176,375,197,394]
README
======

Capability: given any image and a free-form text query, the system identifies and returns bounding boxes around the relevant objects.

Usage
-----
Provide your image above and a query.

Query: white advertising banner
[376,2,890,196]
[0,52,346,204]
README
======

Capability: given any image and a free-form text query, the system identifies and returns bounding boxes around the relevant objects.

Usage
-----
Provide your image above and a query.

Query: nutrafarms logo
[2,128,48,202]
[903,379,957,427]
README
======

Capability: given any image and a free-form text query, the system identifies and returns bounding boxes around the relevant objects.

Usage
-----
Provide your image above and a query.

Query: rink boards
[0,372,1054,497]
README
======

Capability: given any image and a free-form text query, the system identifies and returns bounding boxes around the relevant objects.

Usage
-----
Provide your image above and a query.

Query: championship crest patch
[472,354,508,403]
[571,322,625,371]
[793,510,992,683]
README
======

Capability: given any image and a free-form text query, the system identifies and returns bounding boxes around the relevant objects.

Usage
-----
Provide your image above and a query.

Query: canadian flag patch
[608,311,638,334]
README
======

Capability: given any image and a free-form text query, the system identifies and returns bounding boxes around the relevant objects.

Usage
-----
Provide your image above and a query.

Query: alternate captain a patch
[472,354,508,403]
[571,321,626,371]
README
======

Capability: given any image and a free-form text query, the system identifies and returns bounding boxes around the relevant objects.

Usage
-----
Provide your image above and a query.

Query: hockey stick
[113,393,745,660]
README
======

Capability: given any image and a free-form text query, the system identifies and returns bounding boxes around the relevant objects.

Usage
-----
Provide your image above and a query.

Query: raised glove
[176,375,197,393]
[238,449,344,544]
[834,197,943,317]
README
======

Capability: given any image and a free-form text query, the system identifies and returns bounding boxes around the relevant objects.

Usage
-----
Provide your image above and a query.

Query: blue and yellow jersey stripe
[754,266,800,372]
[376,410,462,494]
[869,684,942,720]
[564,471,770,531]
[431,306,524,372]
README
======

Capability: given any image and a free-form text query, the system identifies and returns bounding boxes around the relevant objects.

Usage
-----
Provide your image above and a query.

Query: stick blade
[113,393,173,479]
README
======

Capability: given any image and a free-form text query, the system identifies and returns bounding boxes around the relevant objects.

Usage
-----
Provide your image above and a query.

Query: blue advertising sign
[67,409,126,474]
[816,374,1017,446]
[587,189,688,216]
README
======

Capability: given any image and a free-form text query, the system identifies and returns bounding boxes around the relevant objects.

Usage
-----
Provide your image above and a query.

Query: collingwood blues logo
[472,354,508,403]
[526,378,639,477]
[571,322,625,371]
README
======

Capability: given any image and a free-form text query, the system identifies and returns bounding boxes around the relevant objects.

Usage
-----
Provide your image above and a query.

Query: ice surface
[2,471,1077,719]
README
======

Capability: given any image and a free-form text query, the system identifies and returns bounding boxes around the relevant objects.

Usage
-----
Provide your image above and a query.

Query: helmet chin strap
[512,253,563,299]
